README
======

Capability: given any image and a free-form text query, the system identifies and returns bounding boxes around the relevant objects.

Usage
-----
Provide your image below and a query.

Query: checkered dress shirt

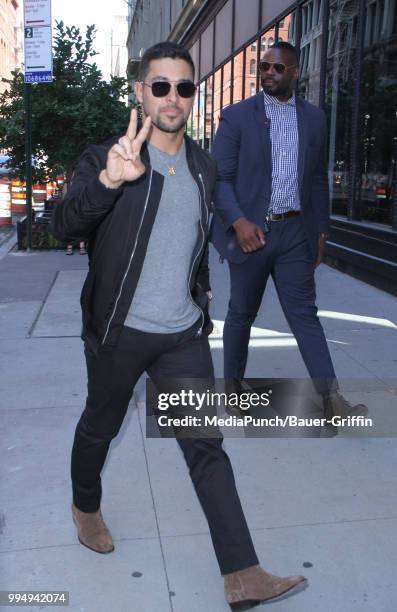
[263,92,300,215]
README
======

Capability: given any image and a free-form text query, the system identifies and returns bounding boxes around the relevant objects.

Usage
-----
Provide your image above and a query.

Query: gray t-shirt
[124,140,202,333]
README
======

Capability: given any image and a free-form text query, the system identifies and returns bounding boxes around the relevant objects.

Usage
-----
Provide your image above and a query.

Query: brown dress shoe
[323,391,368,420]
[71,503,114,554]
[224,564,306,610]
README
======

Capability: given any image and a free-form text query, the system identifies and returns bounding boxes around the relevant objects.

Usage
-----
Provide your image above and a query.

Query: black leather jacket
[52,132,216,354]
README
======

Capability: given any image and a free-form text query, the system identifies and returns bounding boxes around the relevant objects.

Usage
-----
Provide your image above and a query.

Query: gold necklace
[157,142,185,176]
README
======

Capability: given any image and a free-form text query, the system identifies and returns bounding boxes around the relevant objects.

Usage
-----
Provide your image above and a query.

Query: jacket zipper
[188,172,207,337]
[101,168,154,345]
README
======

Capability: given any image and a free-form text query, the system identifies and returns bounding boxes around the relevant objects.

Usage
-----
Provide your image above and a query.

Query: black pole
[392,124,397,231]
[319,0,330,111]
[348,0,366,221]
[24,82,33,250]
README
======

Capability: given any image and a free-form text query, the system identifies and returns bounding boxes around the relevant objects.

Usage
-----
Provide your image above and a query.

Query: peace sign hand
[99,109,152,189]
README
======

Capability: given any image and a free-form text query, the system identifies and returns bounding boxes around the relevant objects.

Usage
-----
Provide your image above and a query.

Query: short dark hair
[139,41,195,81]
[267,41,300,64]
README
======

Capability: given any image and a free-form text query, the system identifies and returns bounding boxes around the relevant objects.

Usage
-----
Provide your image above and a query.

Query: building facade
[0,0,22,96]
[127,0,397,294]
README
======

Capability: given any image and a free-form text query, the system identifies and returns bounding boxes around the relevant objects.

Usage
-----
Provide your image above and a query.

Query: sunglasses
[142,80,197,98]
[259,61,298,74]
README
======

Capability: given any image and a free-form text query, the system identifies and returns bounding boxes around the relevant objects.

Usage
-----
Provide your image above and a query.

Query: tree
[0,21,135,183]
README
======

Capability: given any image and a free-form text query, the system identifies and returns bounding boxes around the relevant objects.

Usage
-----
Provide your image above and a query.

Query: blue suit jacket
[210,91,331,264]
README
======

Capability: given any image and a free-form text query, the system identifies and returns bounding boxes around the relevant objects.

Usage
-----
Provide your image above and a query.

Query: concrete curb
[0,228,17,261]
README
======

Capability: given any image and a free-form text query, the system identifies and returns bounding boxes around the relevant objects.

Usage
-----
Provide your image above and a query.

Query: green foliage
[0,21,137,182]
[20,217,65,249]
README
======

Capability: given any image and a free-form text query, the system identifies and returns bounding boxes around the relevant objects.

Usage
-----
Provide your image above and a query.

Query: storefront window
[244,40,257,97]
[198,81,206,149]
[260,26,275,59]
[186,111,193,137]
[359,1,397,226]
[299,0,322,105]
[277,11,296,45]
[192,92,199,142]
[233,50,244,103]
[213,68,222,135]
[205,75,213,149]
[325,0,357,217]
[222,61,232,108]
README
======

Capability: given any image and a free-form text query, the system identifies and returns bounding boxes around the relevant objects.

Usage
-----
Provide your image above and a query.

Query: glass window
[198,81,206,148]
[359,0,396,226]
[251,42,257,51]
[205,75,213,150]
[213,68,222,135]
[244,42,257,98]
[192,92,199,142]
[299,2,321,105]
[222,61,232,108]
[325,1,356,218]
[233,50,244,103]
[260,26,275,59]
[278,11,296,45]
[186,111,193,137]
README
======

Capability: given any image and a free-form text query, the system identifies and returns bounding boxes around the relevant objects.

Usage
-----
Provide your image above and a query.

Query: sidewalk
[1,245,397,611]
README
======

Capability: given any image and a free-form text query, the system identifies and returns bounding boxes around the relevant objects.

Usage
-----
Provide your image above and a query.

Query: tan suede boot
[71,503,114,554]
[224,564,306,610]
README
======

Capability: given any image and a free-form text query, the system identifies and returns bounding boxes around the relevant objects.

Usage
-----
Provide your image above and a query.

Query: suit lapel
[296,97,308,192]
[253,91,272,182]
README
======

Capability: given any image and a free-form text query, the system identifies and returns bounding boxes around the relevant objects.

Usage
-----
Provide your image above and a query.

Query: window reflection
[245,41,258,97]
[205,75,213,150]
[359,0,396,226]
[213,68,222,134]
[299,1,322,105]
[198,81,205,149]
[186,111,193,137]
[222,61,232,108]
[278,11,296,44]
[233,50,244,103]
[260,26,275,60]
[192,93,199,141]
[325,0,355,218]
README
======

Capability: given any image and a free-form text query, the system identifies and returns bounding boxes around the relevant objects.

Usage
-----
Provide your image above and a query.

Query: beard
[142,101,188,133]
[261,77,291,97]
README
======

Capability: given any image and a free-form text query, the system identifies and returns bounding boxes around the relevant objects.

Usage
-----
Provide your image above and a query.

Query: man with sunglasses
[52,41,305,610]
[211,41,367,426]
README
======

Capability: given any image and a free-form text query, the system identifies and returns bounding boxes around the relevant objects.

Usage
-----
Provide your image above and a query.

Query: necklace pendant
[168,166,176,176]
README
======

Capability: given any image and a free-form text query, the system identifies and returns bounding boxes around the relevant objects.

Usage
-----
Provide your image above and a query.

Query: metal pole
[24,81,33,251]
[392,127,397,231]
[319,0,330,110]
[348,0,365,221]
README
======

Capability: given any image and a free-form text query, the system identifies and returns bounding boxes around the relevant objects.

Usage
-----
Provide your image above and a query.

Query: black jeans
[71,319,258,575]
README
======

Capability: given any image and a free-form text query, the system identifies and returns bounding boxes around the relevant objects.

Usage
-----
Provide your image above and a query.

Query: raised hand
[99,109,152,189]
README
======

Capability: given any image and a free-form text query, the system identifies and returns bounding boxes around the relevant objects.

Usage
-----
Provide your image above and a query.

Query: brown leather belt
[268,210,301,221]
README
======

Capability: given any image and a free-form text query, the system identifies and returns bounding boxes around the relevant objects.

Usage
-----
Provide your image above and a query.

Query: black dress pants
[71,319,258,574]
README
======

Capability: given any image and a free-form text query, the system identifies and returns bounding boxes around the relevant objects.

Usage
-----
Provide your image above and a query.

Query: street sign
[24,0,51,27]
[24,25,53,82]
[23,1,53,249]
[23,0,53,84]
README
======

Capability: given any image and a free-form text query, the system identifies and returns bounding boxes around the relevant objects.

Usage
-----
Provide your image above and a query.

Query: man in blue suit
[211,41,366,422]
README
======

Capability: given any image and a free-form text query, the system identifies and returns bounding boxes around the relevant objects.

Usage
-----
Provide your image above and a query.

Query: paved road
[1,244,396,611]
